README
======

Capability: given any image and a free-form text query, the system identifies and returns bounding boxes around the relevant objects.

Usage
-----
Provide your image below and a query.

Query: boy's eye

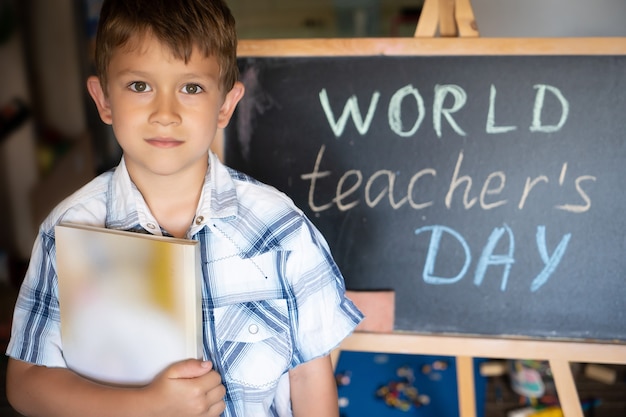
[182,84,203,94]
[129,81,150,92]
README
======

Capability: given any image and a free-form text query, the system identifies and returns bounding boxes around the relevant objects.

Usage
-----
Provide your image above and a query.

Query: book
[55,223,202,385]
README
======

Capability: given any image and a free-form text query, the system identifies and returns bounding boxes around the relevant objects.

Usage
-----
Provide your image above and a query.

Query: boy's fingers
[166,359,213,380]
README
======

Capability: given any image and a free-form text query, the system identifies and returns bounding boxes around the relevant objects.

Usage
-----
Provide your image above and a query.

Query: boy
[5,0,363,416]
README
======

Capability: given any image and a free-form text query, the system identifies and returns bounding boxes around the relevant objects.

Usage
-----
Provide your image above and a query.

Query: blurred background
[1,1,626,416]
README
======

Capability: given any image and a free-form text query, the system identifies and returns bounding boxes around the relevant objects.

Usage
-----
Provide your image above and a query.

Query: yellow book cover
[55,223,202,385]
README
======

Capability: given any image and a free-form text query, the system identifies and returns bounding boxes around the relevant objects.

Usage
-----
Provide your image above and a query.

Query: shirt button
[195,216,205,225]
[146,223,156,229]
[248,324,259,334]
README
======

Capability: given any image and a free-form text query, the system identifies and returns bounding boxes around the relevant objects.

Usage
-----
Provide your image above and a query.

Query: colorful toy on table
[375,364,431,412]
[422,359,449,381]
[335,370,352,387]
[509,360,558,406]
[335,352,486,417]
[508,398,601,417]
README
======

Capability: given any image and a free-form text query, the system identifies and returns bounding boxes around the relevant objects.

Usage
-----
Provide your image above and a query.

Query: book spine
[186,245,203,360]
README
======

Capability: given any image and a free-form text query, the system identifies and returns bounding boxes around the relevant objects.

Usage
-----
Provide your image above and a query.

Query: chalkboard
[224,52,626,342]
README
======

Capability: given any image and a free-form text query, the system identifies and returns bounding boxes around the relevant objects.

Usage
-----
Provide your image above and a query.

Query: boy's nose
[150,93,181,125]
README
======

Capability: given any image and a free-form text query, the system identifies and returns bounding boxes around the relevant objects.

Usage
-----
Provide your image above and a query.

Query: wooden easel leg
[549,359,583,417]
[438,0,458,37]
[415,0,439,37]
[454,0,479,37]
[456,356,477,417]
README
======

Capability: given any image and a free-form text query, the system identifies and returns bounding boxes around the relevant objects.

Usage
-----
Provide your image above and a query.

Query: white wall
[472,0,626,37]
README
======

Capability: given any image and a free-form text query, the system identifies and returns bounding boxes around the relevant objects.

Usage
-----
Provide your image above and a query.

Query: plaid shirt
[7,151,363,416]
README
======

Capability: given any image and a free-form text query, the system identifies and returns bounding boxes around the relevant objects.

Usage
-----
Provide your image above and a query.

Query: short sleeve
[286,217,363,361]
[6,230,66,368]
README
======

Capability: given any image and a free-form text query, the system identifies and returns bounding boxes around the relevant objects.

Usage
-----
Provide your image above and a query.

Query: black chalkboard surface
[224,53,626,342]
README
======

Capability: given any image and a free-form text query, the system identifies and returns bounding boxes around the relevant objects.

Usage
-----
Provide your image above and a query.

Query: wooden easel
[329,2,626,417]
[232,2,626,415]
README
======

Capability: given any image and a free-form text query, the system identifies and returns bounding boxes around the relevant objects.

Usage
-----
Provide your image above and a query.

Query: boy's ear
[86,76,113,125]
[217,81,245,128]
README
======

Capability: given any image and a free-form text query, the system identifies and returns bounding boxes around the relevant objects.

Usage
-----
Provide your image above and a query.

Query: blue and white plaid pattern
[7,151,363,416]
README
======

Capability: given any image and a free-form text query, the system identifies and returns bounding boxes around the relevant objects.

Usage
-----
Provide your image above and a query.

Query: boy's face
[87,33,243,180]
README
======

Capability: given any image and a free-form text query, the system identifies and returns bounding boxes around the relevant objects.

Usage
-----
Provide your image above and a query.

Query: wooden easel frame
[234,2,626,416]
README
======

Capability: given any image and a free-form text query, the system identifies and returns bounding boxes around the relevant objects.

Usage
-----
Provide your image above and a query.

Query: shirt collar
[105,151,239,237]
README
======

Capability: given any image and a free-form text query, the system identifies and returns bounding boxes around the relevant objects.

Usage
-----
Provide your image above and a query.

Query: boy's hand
[146,359,226,417]
[7,357,226,417]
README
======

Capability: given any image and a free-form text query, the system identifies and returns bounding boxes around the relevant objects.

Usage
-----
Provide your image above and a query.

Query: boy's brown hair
[94,0,238,93]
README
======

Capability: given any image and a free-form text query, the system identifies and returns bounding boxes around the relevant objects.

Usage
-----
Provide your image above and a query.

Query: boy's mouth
[146,137,183,148]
